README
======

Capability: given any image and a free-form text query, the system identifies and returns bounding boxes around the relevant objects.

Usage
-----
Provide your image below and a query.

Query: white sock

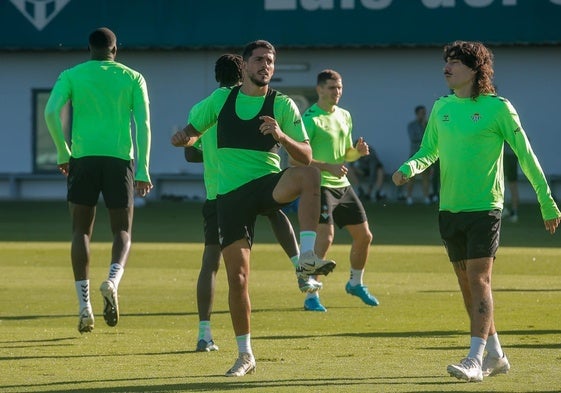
[198,320,212,341]
[468,336,486,365]
[75,280,91,312]
[108,263,124,288]
[349,268,364,286]
[299,231,316,254]
[306,291,319,300]
[236,333,252,355]
[290,255,300,269]
[485,332,504,358]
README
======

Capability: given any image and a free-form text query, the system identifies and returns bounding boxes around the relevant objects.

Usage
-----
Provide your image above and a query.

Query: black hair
[443,40,495,98]
[215,54,243,86]
[242,40,276,61]
[317,69,342,85]
[88,27,116,50]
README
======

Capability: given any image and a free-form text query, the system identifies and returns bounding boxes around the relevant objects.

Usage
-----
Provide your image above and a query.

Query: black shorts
[202,199,220,246]
[67,156,134,208]
[319,186,367,228]
[216,171,288,249]
[504,153,518,182]
[439,210,501,262]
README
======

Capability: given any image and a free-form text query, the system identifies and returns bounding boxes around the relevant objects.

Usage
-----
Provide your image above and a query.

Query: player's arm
[500,100,561,222]
[171,123,202,147]
[172,91,222,148]
[280,137,312,166]
[132,74,152,184]
[260,115,312,165]
[345,137,369,162]
[44,74,72,168]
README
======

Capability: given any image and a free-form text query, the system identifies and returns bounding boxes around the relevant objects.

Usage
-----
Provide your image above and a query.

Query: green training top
[191,123,219,200]
[398,94,560,219]
[189,87,308,195]
[302,103,353,188]
[44,60,151,182]
[188,99,219,200]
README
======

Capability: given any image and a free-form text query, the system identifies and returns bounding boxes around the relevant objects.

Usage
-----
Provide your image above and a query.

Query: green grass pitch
[0,201,560,392]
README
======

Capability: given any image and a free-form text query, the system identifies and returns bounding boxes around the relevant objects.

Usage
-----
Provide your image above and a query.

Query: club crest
[10,0,71,31]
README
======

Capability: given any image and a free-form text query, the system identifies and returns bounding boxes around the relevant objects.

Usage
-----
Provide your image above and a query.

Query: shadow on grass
[5,374,561,393]
[420,288,561,293]
[0,310,229,322]
[2,375,513,393]
[257,328,561,341]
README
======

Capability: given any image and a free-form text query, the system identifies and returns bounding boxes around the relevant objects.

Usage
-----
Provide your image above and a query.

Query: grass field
[1,201,560,392]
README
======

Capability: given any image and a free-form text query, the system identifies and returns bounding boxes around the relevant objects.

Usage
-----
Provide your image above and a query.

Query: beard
[249,73,270,87]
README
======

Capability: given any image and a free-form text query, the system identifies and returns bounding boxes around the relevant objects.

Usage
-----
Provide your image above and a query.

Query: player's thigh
[273,166,319,204]
[101,157,134,209]
[67,157,102,206]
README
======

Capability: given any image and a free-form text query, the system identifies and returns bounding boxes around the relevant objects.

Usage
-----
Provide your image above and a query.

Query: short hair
[242,40,276,61]
[215,54,243,87]
[317,69,342,85]
[89,27,116,50]
[414,105,426,114]
[443,40,495,98]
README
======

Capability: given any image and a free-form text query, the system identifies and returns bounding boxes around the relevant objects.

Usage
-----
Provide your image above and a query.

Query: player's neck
[240,83,268,97]
[317,99,335,113]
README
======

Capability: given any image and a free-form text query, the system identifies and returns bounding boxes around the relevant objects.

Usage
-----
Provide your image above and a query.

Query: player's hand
[171,130,189,147]
[355,137,370,156]
[135,181,153,198]
[392,170,409,186]
[57,163,69,177]
[259,115,285,142]
[544,216,561,234]
[326,163,348,178]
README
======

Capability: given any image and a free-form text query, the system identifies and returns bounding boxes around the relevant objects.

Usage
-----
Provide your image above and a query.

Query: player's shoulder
[302,103,320,118]
[208,86,233,100]
[481,94,515,112]
[335,105,351,117]
[434,93,455,103]
[431,94,454,110]
[271,89,295,105]
[102,60,144,79]
[487,94,511,105]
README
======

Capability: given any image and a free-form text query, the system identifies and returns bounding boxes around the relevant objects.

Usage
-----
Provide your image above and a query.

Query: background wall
[1,0,560,201]
[1,46,559,177]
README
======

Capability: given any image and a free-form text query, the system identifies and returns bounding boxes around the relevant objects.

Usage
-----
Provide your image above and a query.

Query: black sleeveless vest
[217,85,280,154]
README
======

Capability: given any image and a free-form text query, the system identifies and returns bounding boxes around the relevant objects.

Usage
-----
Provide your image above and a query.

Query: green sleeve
[132,74,151,183]
[44,72,72,164]
[398,112,439,177]
[275,95,308,142]
[190,88,227,134]
[500,100,560,219]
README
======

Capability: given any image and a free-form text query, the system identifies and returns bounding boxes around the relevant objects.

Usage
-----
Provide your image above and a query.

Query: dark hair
[89,27,116,50]
[443,40,495,98]
[317,69,342,85]
[242,40,276,61]
[414,105,426,114]
[215,54,243,87]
